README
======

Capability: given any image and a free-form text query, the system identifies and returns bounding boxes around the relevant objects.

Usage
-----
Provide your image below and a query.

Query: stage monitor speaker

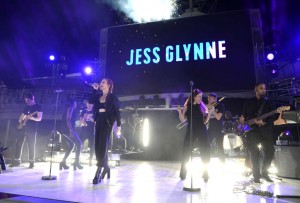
[274,145,300,179]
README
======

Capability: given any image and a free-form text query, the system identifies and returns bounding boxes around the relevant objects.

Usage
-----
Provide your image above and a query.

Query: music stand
[183,81,201,192]
[42,89,62,180]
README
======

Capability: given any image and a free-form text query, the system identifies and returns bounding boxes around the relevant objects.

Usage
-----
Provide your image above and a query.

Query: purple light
[285,131,290,136]
[271,69,277,74]
[84,66,92,75]
[267,53,274,61]
[49,55,55,61]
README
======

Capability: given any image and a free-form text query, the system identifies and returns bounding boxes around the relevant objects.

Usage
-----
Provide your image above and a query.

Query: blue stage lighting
[84,66,92,75]
[49,55,55,61]
[267,53,275,61]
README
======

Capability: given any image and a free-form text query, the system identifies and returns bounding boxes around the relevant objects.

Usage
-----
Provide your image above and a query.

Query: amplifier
[274,145,300,179]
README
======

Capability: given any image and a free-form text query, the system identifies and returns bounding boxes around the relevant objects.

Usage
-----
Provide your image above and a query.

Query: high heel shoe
[101,167,110,180]
[73,162,83,170]
[59,161,69,170]
[93,167,102,184]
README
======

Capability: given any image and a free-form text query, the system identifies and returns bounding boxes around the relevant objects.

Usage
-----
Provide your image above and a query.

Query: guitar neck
[247,110,277,125]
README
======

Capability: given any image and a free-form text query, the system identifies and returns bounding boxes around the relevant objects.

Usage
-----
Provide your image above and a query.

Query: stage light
[265,45,278,63]
[279,130,291,138]
[268,166,277,174]
[49,55,55,61]
[142,118,149,147]
[84,66,93,75]
[109,0,175,23]
[267,53,275,61]
[268,64,279,78]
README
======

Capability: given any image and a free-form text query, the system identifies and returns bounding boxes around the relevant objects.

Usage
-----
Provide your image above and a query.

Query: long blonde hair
[103,78,114,93]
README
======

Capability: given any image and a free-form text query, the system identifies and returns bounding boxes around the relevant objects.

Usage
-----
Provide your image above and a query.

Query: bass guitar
[236,106,290,135]
[17,111,38,129]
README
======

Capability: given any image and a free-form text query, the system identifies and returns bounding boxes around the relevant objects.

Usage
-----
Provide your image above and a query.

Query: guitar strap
[257,99,266,117]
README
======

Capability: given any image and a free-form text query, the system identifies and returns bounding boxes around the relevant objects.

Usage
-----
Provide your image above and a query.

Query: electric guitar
[237,106,290,134]
[17,111,38,129]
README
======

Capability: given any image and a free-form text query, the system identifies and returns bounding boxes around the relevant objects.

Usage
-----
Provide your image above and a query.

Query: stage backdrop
[100,10,264,96]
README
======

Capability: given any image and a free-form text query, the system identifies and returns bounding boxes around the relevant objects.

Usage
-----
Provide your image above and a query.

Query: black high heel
[73,162,83,170]
[101,167,110,180]
[93,167,102,184]
[59,161,69,170]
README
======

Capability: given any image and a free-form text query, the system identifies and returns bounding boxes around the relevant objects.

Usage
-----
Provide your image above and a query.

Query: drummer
[223,111,234,134]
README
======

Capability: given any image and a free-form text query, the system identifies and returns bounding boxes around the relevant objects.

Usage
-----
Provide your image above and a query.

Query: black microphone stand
[42,89,62,180]
[183,81,201,192]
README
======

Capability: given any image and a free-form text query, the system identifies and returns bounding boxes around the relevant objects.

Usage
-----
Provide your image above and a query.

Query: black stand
[183,81,201,192]
[0,146,7,173]
[42,90,62,180]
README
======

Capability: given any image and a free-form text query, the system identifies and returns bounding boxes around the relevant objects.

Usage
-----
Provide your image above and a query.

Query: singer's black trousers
[180,125,210,179]
[94,112,113,168]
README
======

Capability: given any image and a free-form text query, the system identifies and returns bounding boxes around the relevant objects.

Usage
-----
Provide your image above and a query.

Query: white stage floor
[0,158,300,203]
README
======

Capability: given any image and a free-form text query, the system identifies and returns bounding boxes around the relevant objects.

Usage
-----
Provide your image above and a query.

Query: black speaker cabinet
[274,145,300,179]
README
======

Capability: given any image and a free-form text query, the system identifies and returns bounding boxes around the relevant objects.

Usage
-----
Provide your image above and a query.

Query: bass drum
[223,133,243,157]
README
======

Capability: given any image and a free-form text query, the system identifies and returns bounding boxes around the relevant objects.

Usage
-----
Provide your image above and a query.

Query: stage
[1,158,300,203]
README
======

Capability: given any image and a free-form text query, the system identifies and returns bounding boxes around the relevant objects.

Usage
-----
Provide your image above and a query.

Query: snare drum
[223,133,243,156]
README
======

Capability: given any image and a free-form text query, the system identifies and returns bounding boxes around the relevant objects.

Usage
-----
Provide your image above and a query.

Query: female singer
[177,89,210,182]
[90,78,121,184]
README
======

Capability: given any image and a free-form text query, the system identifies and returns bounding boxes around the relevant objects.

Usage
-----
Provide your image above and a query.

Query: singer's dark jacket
[89,90,121,127]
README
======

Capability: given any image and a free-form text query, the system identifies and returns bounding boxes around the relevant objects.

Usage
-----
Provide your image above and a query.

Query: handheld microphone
[190,81,194,86]
[84,81,93,86]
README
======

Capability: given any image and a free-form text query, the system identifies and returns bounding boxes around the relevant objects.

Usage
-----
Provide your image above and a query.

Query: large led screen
[101,10,259,96]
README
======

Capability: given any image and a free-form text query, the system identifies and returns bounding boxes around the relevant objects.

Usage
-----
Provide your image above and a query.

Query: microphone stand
[42,89,62,180]
[183,81,200,192]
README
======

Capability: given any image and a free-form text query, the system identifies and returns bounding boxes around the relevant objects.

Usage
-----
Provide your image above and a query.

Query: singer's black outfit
[90,91,121,183]
[80,108,95,163]
[180,104,210,180]
[207,104,225,162]
[242,97,276,182]
[13,104,42,168]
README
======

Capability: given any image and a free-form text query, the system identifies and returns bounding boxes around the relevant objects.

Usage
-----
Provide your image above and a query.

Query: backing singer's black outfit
[242,97,276,182]
[90,91,121,183]
[59,104,82,170]
[180,104,210,180]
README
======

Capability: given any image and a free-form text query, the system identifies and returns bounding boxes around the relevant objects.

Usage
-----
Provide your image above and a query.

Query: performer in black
[239,83,276,183]
[59,98,83,170]
[90,78,121,184]
[79,99,95,166]
[10,93,43,168]
[177,89,210,182]
[223,111,234,134]
[206,93,225,163]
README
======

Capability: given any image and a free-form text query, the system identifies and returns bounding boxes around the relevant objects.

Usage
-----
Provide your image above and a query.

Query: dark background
[105,10,257,95]
[0,0,299,90]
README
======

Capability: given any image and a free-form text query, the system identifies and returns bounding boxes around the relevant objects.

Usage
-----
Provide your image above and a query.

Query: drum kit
[223,115,246,157]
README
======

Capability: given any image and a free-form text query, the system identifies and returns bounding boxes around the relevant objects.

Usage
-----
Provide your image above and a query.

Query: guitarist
[239,83,276,183]
[10,93,43,168]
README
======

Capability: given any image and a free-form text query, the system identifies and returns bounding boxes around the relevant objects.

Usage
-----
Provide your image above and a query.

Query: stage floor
[0,158,300,203]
